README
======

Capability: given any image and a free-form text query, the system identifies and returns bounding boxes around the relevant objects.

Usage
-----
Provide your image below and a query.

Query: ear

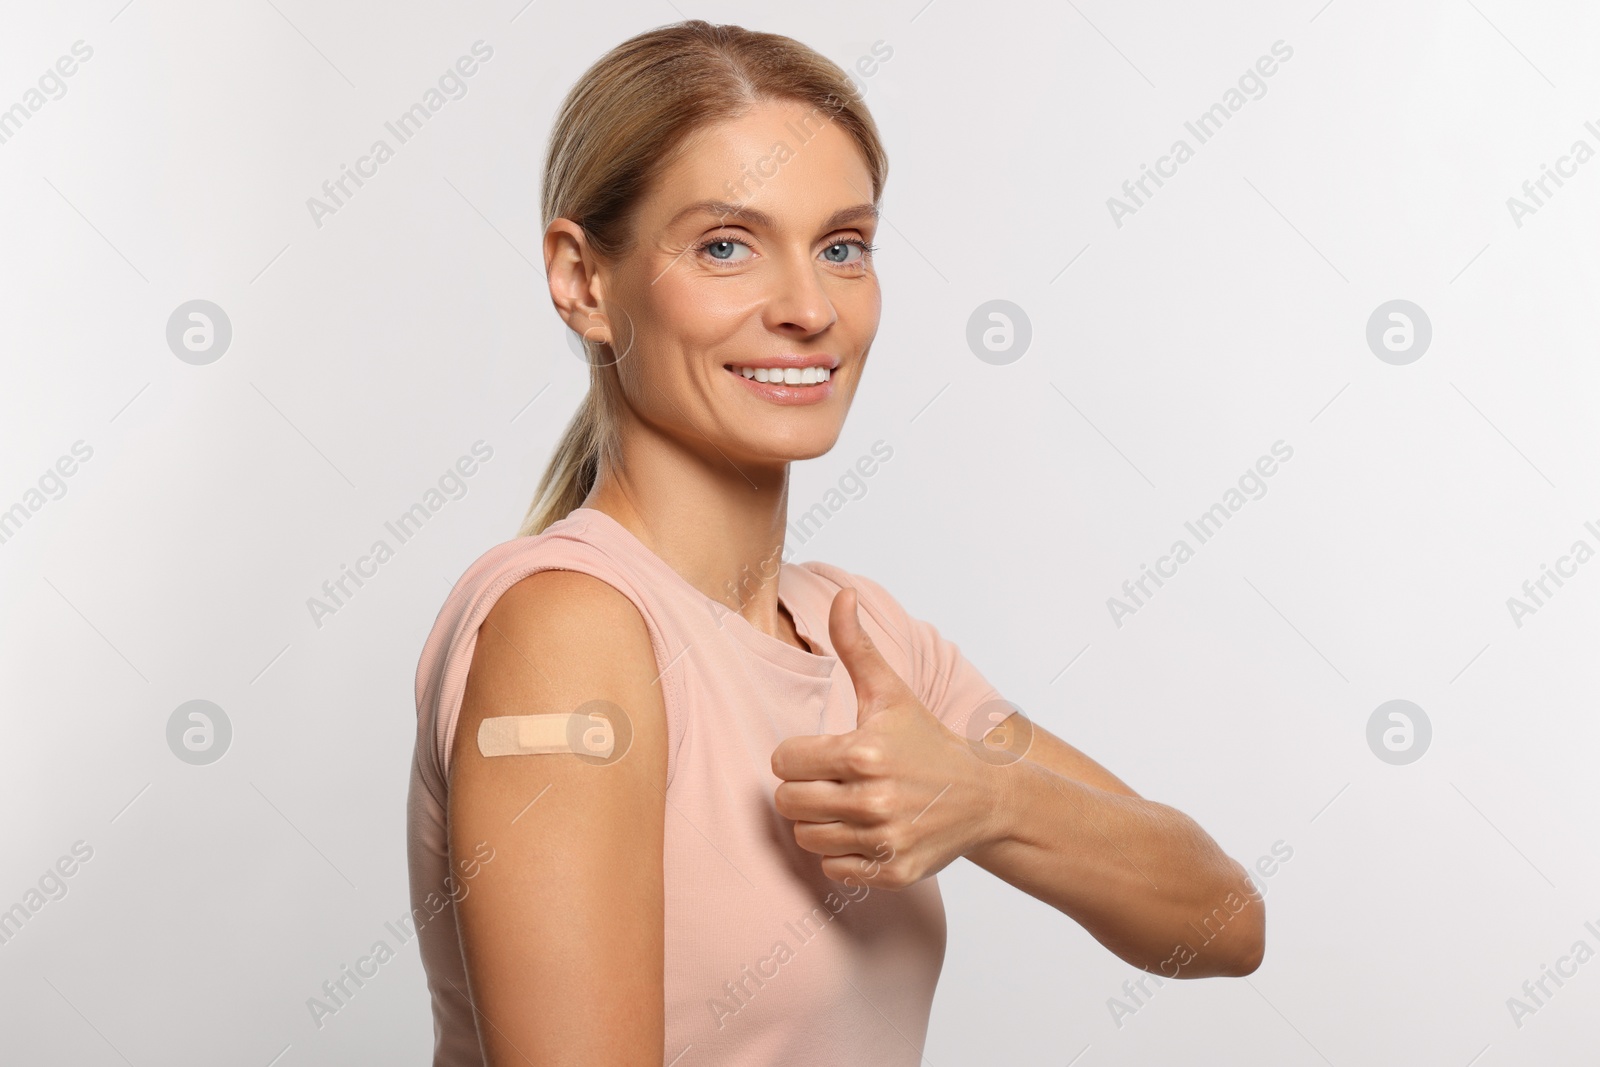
[545,218,611,346]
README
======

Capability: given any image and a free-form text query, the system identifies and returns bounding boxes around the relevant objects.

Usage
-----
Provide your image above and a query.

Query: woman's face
[583,98,881,470]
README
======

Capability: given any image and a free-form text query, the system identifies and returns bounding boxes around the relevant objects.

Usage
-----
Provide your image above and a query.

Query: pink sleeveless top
[406,507,1004,1065]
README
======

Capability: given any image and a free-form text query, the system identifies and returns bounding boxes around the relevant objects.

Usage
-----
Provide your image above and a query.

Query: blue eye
[700,238,751,262]
[822,239,875,265]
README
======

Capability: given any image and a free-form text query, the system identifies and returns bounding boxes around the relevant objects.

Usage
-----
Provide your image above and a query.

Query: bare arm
[967,721,1265,979]
[447,569,668,1064]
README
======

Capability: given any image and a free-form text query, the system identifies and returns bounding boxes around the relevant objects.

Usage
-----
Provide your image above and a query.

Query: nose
[762,251,837,335]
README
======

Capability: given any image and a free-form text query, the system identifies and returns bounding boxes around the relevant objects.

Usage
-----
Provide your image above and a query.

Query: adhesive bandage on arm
[477,711,617,759]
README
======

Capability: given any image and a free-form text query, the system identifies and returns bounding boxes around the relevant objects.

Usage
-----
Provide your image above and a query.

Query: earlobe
[580,311,612,347]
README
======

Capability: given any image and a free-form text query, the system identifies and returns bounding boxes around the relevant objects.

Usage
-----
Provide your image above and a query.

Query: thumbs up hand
[771,587,1004,889]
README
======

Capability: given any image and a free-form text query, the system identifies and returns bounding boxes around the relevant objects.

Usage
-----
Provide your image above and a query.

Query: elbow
[1221,885,1267,976]
[1115,856,1268,978]
[1174,861,1268,978]
[1227,922,1266,976]
[1161,927,1265,979]
[1221,863,1267,976]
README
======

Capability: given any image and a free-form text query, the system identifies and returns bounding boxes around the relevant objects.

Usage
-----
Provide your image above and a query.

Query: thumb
[828,587,912,727]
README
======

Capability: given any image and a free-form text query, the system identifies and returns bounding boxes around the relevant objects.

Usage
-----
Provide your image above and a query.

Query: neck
[579,433,795,640]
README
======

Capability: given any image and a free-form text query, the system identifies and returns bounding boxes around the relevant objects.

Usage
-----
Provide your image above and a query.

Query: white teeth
[735,365,830,384]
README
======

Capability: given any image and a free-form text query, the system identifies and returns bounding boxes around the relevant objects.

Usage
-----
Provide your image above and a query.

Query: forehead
[643,99,875,230]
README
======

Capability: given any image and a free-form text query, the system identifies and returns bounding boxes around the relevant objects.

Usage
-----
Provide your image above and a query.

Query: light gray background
[3,1,1598,1064]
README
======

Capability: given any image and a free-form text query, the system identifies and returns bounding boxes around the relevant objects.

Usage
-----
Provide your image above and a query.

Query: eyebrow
[666,199,879,234]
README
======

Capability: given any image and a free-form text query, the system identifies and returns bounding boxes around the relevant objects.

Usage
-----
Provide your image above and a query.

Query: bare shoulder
[452,568,665,761]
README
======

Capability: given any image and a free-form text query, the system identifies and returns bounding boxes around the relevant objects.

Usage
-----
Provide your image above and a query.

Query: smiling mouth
[723,364,833,386]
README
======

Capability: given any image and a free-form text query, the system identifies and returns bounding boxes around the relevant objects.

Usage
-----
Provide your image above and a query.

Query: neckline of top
[565,507,838,678]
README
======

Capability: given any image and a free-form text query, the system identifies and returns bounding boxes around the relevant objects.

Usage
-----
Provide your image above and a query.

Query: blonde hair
[515,19,889,538]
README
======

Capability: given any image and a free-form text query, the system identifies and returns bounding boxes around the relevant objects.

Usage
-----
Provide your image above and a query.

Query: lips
[723,363,835,405]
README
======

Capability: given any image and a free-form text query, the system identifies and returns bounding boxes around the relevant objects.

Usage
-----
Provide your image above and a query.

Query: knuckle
[843,743,884,776]
[854,783,894,821]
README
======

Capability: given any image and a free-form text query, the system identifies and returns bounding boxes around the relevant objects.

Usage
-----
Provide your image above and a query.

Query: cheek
[691,286,767,342]
[843,273,881,316]
[842,284,881,349]
[649,273,758,349]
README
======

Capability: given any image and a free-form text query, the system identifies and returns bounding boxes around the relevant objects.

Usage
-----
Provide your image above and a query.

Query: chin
[738,426,842,464]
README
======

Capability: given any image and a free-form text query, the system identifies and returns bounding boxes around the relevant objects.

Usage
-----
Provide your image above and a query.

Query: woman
[406,19,1264,1065]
